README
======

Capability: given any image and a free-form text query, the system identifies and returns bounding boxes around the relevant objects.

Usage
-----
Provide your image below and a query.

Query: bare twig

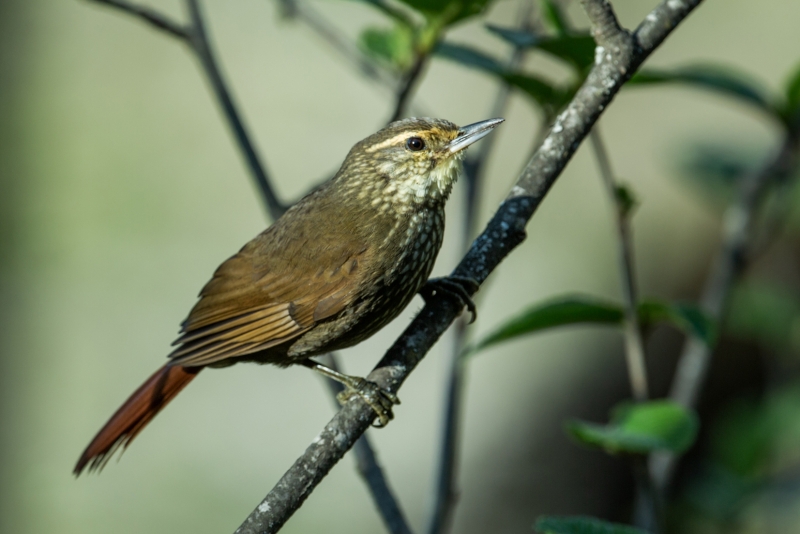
[632,456,662,533]
[277,0,398,91]
[235,1,704,532]
[426,3,534,533]
[390,53,429,122]
[186,0,285,218]
[277,0,429,123]
[87,0,191,39]
[590,129,658,531]
[649,126,800,491]
[589,129,649,401]
[89,0,286,219]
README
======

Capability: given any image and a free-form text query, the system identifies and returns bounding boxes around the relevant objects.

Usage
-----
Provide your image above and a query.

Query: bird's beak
[446,118,505,154]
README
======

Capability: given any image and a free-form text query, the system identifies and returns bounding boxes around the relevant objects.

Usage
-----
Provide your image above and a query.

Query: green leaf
[629,66,777,117]
[469,295,623,355]
[535,515,650,534]
[484,24,540,48]
[614,183,637,219]
[434,41,506,74]
[726,282,800,351]
[539,0,569,35]
[434,42,569,112]
[350,0,416,27]
[537,35,596,71]
[677,142,758,203]
[567,400,699,455]
[712,382,800,478]
[504,72,569,111]
[638,300,717,347]
[486,25,595,71]
[396,0,494,24]
[359,26,414,71]
[467,295,716,357]
[784,60,800,116]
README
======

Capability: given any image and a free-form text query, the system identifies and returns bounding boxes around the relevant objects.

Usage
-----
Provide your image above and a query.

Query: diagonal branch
[87,0,191,39]
[427,3,535,533]
[186,0,286,218]
[234,1,705,532]
[277,0,398,92]
[317,354,413,534]
[390,53,430,122]
[589,129,659,531]
[589,129,648,402]
[88,0,286,219]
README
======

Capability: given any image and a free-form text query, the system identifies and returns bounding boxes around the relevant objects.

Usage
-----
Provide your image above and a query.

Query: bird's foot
[420,275,479,323]
[336,377,400,428]
[302,359,399,427]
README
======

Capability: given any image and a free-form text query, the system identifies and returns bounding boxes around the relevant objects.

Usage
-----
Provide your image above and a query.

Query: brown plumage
[74,117,503,475]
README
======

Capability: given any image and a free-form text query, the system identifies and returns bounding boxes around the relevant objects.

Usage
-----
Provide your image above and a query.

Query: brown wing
[168,223,370,367]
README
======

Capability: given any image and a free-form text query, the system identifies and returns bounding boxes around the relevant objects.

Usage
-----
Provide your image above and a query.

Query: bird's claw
[420,276,479,323]
[336,378,400,428]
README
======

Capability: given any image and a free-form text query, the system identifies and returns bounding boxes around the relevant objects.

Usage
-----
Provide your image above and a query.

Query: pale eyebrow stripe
[365,132,420,152]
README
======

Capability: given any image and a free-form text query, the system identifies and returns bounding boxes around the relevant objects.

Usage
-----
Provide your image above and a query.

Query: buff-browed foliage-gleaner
[74,117,503,475]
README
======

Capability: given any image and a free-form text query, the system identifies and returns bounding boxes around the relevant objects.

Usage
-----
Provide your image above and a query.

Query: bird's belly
[285,208,444,359]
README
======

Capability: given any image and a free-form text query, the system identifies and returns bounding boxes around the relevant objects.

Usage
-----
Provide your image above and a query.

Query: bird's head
[338,117,504,208]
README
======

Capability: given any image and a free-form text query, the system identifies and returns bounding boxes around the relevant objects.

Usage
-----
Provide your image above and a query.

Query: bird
[74,116,504,475]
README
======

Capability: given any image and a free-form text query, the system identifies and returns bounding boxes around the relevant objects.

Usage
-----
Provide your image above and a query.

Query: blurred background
[1,0,799,533]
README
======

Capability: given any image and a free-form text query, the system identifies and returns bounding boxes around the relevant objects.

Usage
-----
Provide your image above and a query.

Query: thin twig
[235,1,704,532]
[426,3,534,533]
[318,355,414,534]
[89,0,286,219]
[589,129,649,401]
[87,0,191,39]
[590,129,658,531]
[632,456,661,533]
[390,53,429,122]
[277,0,398,91]
[186,0,285,218]
[649,126,800,492]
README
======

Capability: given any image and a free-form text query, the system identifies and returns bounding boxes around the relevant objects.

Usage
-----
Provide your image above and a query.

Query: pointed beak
[446,118,504,154]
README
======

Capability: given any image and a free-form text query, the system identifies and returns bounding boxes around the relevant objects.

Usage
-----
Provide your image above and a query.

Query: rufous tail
[74,364,200,475]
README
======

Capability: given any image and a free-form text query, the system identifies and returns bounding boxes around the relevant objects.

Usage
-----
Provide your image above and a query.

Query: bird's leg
[301,359,400,427]
[419,275,479,323]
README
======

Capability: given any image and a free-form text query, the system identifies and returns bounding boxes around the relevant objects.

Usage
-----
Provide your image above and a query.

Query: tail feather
[74,364,200,475]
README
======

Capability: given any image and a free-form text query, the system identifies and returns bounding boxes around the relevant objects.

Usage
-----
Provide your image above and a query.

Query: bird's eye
[406,137,425,151]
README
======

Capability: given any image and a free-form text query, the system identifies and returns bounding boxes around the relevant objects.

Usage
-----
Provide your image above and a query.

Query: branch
[427,3,535,533]
[272,1,430,524]
[88,0,286,219]
[277,0,398,92]
[235,1,704,532]
[591,127,658,531]
[390,53,429,122]
[649,125,800,491]
[589,129,649,401]
[318,354,413,534]
[87,0,191,39]
[186,0,285,218]
[579,0,626,46]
